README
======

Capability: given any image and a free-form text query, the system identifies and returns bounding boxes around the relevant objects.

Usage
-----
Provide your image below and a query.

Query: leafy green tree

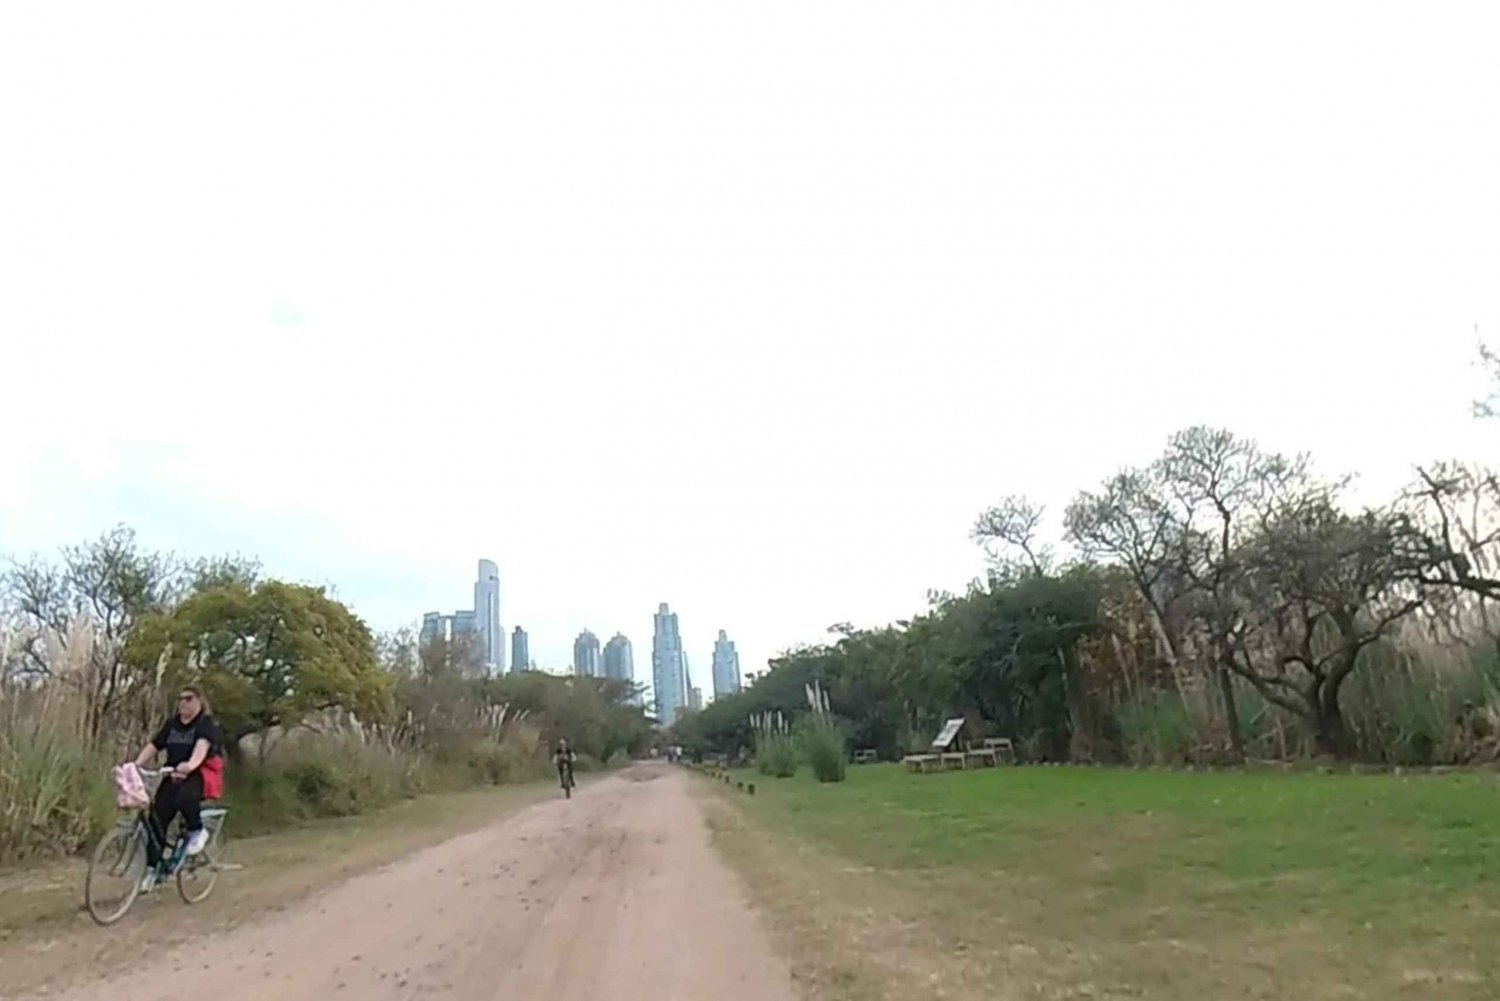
[127,580,392,758]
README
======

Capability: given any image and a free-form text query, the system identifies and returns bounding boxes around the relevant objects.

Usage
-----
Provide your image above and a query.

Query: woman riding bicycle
[132,686,225,889]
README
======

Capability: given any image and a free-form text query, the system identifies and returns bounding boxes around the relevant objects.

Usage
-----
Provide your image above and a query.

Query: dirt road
[18,766,794,1001]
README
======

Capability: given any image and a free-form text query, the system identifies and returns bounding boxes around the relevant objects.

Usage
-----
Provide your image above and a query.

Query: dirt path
[8,766,794,1001]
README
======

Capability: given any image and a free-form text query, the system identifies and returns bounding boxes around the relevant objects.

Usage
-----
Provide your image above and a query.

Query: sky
[3,3,1498,700]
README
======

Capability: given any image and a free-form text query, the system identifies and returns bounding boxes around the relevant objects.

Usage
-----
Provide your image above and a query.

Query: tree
[1474,341,1500,419]
[419,630,486,678]
[4,526,178,741]
[973,495,1053,576]
[126,580,392,759]
[1066,468,1198,702]
[1233,498,1426,756]
[187,554,261,593]
[1155,427,1314,758]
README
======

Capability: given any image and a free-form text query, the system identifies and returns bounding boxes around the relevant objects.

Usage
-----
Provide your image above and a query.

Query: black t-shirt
[153,713,224,768]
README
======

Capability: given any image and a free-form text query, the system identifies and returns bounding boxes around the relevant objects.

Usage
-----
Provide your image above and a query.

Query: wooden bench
[903,754,941,773]
[964,748,999,768]
[940,752,967,771]
[983,738,1016,764]
[853,748,879,764]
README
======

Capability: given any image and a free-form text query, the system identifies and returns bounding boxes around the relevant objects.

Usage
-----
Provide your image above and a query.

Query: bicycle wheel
[177,820,226,904]
[85,824,146,926]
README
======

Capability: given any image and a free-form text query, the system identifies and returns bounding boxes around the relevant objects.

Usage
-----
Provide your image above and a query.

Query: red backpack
[201,755,225,801]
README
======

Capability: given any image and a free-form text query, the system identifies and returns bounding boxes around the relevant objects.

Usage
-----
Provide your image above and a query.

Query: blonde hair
[181,685,212,715]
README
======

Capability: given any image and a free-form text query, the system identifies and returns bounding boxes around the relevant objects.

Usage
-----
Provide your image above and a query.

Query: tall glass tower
[651,603,688,724]
[474,559,503,674]
[712,630,741,697]
[510,626,529,674]
[603,634,634,683]
[573,629,602,677]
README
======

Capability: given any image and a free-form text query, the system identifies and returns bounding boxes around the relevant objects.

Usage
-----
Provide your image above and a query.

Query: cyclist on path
[553,738,577,792]
[132,686,225,890]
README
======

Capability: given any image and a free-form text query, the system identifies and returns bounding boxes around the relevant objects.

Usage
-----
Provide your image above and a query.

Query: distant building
[451,609,477,637]
[573,629,602,677]
[711,630,741,697]
[688,686,703,712]
[652,603,688,725]
[474,559,504,673]
[420,612,447,647]
[511,626,529,674]
[603,633,634,683]
[419,557,505,675]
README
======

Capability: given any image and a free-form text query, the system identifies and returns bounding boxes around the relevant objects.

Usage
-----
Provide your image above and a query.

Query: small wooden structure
[904,720,1015,773]
[853,748,879,764]
[983,737,1017,763]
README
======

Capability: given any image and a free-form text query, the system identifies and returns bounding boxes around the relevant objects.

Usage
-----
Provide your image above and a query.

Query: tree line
[675,425,1500,766]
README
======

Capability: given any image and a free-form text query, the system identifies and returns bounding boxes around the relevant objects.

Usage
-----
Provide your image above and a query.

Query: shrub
[755,732,799,778]
[798,718,847,783]
[1114,691,1198,766]
[226,732,435,832]
[462,727,546,786]
[0,692,114,863]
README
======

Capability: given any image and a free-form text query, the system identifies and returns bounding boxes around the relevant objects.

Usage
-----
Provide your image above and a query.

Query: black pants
[146,772,203,867]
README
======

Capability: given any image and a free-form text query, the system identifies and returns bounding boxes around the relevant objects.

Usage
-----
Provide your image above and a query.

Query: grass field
[703,764,1500,1000]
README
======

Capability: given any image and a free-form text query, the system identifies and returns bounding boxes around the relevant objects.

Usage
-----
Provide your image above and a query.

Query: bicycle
[559,761,575,799]
[84,767,231,926]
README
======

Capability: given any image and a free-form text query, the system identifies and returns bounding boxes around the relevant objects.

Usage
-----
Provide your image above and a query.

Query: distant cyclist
[553,739,577,795]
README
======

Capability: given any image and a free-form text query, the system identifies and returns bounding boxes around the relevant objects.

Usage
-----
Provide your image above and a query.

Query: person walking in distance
[553,738,577,797]
[132,687,225,890]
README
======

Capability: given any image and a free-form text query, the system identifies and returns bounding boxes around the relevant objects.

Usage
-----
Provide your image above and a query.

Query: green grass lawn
[710,764,1500,999]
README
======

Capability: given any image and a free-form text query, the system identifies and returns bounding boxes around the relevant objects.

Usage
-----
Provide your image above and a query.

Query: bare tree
[972,495,1053,577]
[1065,468,1196,696]
[1155,427,1315,759]
[3,526,179,742]
[1233,499,1426,756]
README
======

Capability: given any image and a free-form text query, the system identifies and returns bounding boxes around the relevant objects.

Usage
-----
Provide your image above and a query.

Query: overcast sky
[3,3,1497,696]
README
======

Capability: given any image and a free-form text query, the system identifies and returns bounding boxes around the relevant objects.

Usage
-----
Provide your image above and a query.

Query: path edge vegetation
[1,531,655,868]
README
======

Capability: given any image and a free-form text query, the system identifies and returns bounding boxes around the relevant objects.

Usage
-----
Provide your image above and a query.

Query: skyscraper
[689,686,703,712]
[474,559,503,674]
[603,633,634,683]
[652,603,688,725]
[511,626,529,674]
[712,630,741,697]
[450,609,477,637]
[573,629,602,677]
[420,612,447,647]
